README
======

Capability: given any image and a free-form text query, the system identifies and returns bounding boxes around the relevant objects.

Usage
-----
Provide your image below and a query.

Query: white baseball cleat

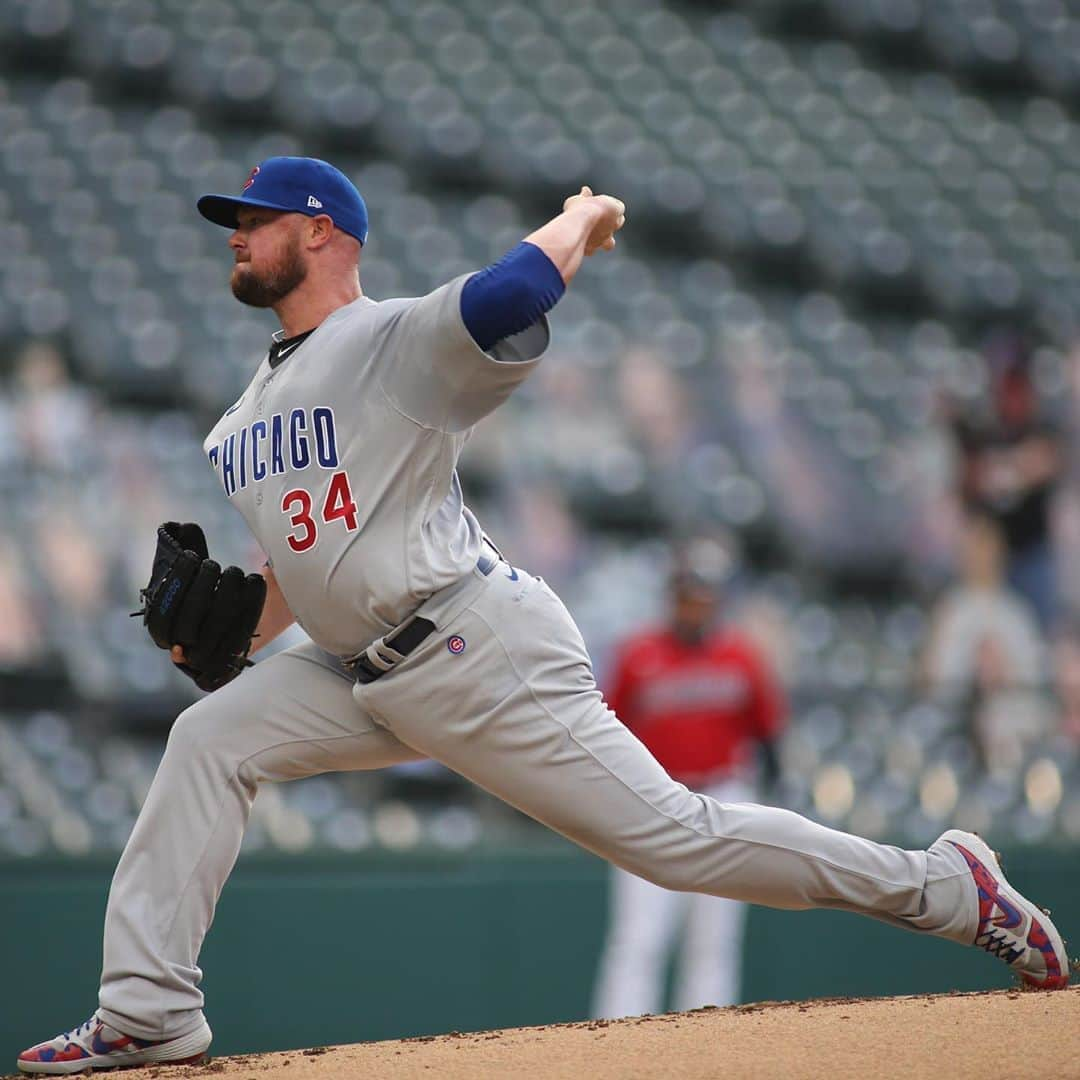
[17,1013,211,1074]
[938,829,1071,990]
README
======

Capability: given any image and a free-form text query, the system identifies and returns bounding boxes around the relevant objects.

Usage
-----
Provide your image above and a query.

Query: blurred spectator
[32,510,108,620]
[0,534,44,667]
[969,636,1056,773]
[616,347,699,467]
[922,514,1047,767]
[720,328,889,570]
[922,515,1044,696]
[1052,338,1080,626]
[501,482,585,589]
[949,333,1063,630]
[892,388,967,592]
[1052,622,1080,744]
[515,349,628,479]
[591,557,786,1018]
[11,340,95,473]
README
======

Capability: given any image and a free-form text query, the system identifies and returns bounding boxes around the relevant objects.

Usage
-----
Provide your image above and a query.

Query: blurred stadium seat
[0,0,1076,854]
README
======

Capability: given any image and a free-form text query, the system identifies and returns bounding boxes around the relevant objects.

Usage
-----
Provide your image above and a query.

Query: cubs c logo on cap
[447,635,466,655]
[242,166,259,191]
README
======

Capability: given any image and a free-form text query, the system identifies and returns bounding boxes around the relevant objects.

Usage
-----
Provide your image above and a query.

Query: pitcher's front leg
[99,642,423,1041]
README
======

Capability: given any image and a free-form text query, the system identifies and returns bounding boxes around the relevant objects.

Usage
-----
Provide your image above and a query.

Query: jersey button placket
[253,381,268,505]
[254,381,267,507]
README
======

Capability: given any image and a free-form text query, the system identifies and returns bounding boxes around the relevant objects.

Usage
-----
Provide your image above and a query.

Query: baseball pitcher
[18,157,1070,1074]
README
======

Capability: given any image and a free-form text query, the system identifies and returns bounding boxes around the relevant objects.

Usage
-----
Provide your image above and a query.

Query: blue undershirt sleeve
[460,241,566,353]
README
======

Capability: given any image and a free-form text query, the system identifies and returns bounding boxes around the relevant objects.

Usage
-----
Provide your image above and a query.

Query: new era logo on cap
[196,157,368,244]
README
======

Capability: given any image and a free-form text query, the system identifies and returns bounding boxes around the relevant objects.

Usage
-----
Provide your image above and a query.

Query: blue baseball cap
[197,156,368,244]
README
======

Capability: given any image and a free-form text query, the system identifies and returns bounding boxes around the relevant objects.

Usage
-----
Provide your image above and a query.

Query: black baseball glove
[134,521,267,692]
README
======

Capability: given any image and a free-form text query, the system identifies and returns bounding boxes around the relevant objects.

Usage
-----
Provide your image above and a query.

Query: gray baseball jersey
[202,275,548,657]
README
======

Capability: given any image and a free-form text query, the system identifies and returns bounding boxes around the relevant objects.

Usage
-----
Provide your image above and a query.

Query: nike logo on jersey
[224,396,245,416]
[268,328,315,368]
[276,339,305,361]
[505,566,519,581]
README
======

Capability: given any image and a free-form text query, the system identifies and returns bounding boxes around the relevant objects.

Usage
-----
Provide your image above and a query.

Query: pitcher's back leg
[360,574,976,951]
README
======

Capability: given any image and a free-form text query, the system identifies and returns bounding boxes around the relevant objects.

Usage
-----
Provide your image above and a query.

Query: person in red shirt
[591,567,786,1017]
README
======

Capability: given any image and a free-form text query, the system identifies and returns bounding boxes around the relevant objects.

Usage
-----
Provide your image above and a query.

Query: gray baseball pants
[98,566,976,1040]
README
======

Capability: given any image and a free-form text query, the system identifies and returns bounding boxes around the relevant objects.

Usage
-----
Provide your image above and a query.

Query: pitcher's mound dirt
[12,987,1080,1080]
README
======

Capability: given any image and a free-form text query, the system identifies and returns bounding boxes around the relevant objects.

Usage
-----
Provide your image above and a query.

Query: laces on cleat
[975,928,1025,965]
[69,1018,95,1040]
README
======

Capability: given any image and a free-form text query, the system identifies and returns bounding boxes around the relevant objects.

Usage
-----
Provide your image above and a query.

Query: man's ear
[307,214,335,249]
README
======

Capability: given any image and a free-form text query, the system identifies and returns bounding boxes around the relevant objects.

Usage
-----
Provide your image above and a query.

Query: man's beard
[231,242,307,307]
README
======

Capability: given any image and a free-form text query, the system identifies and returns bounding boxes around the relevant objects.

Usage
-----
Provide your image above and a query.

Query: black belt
[347,542,500,685]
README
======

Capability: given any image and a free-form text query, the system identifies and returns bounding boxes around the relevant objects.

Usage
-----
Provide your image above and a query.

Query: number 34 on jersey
[281,471,357,553]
